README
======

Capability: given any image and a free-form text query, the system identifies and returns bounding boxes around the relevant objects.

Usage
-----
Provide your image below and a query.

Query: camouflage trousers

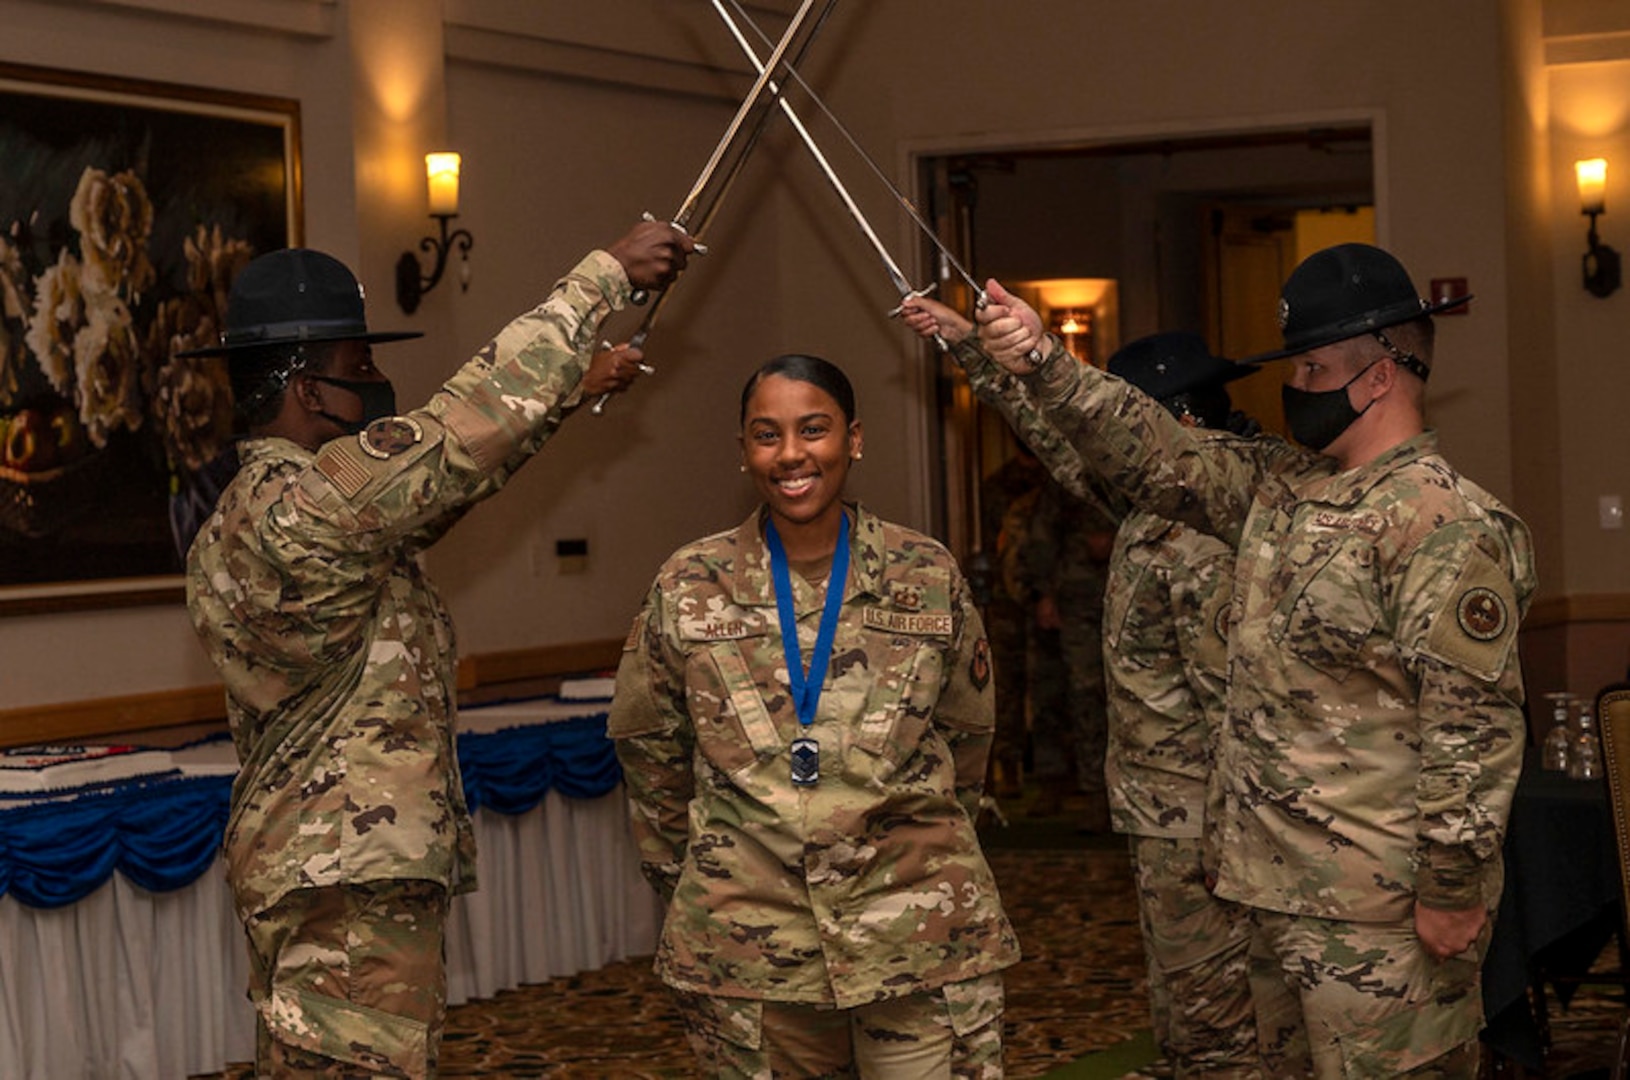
[1023,624,1070,780]
[1053,596,1106,794]
[1130,836,1260,1079]
[985,597,1031,775]
[674,972,1006,1079]
[989,597,1068,781]
[1247,908,1487,1078]
[244,879,450,1078]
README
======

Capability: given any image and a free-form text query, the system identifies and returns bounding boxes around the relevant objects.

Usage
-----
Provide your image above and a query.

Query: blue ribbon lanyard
[765,511,851,728]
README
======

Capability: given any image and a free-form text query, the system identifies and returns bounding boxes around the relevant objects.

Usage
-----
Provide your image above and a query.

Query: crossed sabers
[592,0,1002,415]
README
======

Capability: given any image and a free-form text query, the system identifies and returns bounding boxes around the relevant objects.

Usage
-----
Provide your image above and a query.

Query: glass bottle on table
[1541,691,1573,772]
[1568,696,1602,781]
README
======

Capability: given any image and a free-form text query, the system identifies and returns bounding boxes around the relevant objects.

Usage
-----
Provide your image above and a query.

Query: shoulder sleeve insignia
[1421,547,1519,682]
[1456,586,1508,642]
[1212,595,1235,644]
[359,416,424,460]
[314,441,371,498]
[969,636,991,691]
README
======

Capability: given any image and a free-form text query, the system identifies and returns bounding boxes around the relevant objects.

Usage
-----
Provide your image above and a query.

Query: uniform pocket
[266,987,431,1078]
[677,991,764,1051]
[1269,536,1380,682]
[940,972,1005,1037]
[687,637,782,776]
[851,635,944,768]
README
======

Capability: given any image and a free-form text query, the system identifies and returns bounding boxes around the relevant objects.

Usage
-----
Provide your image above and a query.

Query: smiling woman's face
[739,373,862,536]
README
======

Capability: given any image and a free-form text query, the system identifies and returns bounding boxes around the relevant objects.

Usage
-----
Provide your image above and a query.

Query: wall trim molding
[443,24,743,102]
[75,0,337,39]
[0,638,624,750]
[1545,31,1630,66]
[17,593,1630,748]
[1522,593,1630,631]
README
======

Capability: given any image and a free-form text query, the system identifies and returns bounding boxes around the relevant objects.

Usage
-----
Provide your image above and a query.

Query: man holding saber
[185,220,691,1076]
[973,246,1534,1077]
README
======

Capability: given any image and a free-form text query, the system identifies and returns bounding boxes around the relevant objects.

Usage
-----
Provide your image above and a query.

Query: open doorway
[916,126,1375,561]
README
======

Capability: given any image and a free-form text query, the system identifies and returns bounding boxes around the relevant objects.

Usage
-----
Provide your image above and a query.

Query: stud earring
[739,463,747,473]
[853,452,863,461]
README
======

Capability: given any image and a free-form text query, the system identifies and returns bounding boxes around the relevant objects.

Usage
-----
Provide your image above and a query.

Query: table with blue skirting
[0,692,661,1080]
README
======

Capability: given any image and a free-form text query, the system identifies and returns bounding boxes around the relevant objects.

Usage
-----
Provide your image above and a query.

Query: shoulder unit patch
[1456,586,1508,642]
[360,416,423,460]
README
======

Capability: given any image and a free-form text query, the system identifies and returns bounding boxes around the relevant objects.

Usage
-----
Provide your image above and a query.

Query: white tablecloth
[0,698,661,1079]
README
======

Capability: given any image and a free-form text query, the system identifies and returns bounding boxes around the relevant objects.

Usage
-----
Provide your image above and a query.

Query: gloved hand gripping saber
[719,0,1043,366]
[591,0,839,415]
[710,0,944,350]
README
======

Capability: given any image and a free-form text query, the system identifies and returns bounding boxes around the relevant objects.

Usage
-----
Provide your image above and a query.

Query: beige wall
[2,0,1629,714]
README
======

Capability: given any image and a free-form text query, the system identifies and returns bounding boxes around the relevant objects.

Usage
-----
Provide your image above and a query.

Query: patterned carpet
[195,791,1627,1078]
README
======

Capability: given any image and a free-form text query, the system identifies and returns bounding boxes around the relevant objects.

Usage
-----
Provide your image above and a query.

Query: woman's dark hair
[739,354,856,426]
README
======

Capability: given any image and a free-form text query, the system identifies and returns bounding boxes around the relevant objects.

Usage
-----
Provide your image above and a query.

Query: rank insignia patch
[359,416,423,459]
[970,637,991,691]
[890,583,924,611]
[1456,586,1508,641]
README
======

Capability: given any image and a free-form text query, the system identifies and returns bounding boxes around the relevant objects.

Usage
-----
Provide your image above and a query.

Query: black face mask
[1280,361,1378,451]
[311,375,397,435]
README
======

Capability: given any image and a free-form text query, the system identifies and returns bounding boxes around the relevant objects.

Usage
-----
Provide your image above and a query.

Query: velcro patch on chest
[863,606,953,636]
[1308,509,1386,536]
[678,614,760,642]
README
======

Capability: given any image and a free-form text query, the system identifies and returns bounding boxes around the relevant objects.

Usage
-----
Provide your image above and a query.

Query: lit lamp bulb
[1577,158,1607,216]
[426,152,461,216]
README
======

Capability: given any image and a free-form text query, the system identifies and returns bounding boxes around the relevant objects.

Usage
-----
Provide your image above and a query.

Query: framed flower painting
[0,63,301,614]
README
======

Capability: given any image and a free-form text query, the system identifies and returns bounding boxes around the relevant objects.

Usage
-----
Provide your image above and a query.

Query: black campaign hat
[1244,243,1470,364]
[176,248,421,358]
[1107,332,1258,401]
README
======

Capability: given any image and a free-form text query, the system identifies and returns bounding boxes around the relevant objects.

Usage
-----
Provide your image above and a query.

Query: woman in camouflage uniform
[609,355,1019,1078]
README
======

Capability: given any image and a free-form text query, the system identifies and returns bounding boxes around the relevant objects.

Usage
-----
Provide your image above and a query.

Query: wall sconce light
[1049,308,1094,363]
[396,152,474,314]
[1576,157,1620,299]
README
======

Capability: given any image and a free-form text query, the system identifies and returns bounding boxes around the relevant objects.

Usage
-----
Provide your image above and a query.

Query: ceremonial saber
[709,0,945,351]
[592,0,838,415]
[722,0,1042,363]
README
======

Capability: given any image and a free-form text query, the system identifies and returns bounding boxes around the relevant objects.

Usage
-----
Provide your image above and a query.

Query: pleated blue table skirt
[0,701,659,1080]
[0,709,618,908]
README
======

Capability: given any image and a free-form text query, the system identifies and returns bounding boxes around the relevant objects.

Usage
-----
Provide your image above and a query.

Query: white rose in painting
[25,248,84,396]
[68,167,156,304]
[72,293,144,448]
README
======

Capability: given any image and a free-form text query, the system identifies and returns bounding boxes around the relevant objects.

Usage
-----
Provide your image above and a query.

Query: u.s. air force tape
[862,607,952,635]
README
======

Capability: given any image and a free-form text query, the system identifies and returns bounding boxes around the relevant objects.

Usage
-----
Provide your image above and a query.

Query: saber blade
[723,0,1035,358]
[710,0,933,319]
[671,0,829,231]
[592,0,841,415]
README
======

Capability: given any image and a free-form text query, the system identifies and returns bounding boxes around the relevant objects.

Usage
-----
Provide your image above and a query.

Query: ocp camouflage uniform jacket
[955,345,1237,840]
[1023,476,1117,609]
[1013,339,1536,922]
[187,249,634,925]
[608,503,1020,1007]
[1104,500,1235,840]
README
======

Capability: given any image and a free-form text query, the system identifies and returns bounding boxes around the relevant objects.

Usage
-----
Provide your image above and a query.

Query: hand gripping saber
[591,0,838,415]
[720,0,1042,364]
[709,0,946,350]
